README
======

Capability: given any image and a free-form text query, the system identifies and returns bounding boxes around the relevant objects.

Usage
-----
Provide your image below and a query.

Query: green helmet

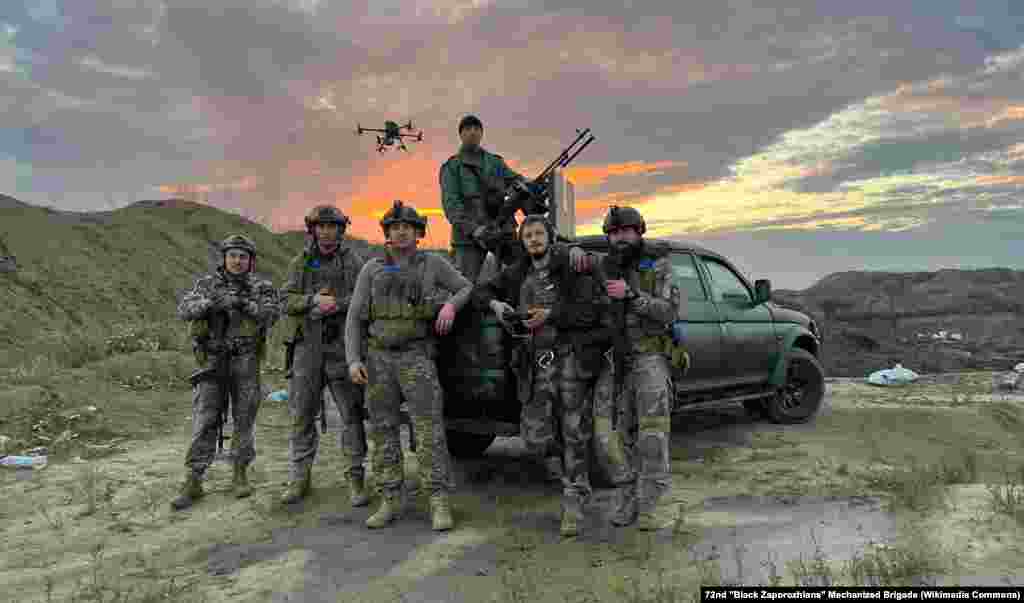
[602,205,646,235]
[220,234,257,273]
[220,234,257,256]
[379,200,427,235]
[304,204,350,233]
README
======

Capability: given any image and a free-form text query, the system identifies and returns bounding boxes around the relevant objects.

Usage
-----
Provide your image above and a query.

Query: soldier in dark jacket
[472,215,611,537]
[346,201,473,531]
[591,206,681,531]
[173,234,281,510]
[439,114,531,283]
[279,205,370,507]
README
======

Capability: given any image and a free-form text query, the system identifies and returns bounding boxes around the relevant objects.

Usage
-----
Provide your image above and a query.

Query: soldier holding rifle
[173,235,280,510]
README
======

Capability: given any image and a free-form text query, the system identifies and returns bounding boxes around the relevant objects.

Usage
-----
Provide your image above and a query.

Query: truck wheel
[766,348,825,424]
[446,430,496,459]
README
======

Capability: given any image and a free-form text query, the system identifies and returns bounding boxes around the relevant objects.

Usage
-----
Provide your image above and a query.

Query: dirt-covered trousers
[522,343,595,501]
[287,338,367,482]
[592,352,673,502]
[365,341,453,498]
[186,346,262,474]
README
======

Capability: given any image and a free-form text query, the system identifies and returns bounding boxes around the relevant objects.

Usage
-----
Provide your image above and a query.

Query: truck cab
[436,236,826,459]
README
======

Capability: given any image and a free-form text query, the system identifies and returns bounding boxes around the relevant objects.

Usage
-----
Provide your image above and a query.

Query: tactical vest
[367,252,442,349]
[519,262,560,349]
[285,248,353,343]
[188,277,266,365]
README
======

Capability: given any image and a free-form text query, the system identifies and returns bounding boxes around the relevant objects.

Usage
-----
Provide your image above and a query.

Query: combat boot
[170,471,204,511]
[429,492,454,532]
[610,481,638,527]
[560,494,584,538]
[366,491,402,529]
[232,463,252,499]
[281,466,312,505]
[349,472,370,507]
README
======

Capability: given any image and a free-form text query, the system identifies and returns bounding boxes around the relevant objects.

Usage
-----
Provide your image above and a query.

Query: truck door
[669,251,726,390]
[698,255,778,383]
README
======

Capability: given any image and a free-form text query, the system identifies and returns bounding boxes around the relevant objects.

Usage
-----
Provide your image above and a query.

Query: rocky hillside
[772,269,1024,377]
[0,194,407,369]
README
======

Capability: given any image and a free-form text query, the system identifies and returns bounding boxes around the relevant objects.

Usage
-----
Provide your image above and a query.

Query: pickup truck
[436,235,825,459]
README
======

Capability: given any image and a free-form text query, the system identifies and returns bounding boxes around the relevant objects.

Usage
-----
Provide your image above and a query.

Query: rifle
[317,286,335,434]
[187,294,234,455]
[593,256,629,399]
[501,308,532,337]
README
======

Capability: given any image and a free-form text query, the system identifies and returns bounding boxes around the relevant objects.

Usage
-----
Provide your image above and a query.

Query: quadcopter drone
[356,120,424,153]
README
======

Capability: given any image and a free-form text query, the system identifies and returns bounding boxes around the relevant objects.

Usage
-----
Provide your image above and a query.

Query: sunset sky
[3,1,1024,288]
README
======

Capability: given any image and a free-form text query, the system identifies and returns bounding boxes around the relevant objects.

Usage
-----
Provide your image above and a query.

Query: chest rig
[368,253,441,348]
[519,264,560,349]
[306,249,351,342]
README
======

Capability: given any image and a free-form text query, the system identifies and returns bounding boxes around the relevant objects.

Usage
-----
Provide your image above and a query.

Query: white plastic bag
[867,363,919,386]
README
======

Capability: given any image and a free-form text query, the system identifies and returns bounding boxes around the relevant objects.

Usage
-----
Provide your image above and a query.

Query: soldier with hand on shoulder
[173,235,281,511]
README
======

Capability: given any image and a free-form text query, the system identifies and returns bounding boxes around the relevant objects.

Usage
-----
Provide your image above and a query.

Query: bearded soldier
[592,206,681,531]
[346,200,472,531]
[472,215,610,537]
[173,234,281,510]
[280,205,369,507]
[440,114,532,283]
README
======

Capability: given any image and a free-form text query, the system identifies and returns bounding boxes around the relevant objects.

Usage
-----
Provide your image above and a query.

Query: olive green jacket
[439,146,525,246]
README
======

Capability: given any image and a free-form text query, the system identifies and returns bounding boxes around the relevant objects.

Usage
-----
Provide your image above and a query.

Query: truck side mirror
[754,279,771,304]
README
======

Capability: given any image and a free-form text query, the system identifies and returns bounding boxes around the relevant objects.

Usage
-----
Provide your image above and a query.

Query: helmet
[379,200,427,236]
[220,234,257,273]
[602,205,646,235]
[304,205,350,233]
[220,234,257,257]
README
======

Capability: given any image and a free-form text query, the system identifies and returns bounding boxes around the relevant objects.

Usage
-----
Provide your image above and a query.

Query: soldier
[440,114,532,283]
[473,214,610,537]
[592,206,681,531]
[173,234,281,510]
[346,200,472,531]
[279,205,370,507]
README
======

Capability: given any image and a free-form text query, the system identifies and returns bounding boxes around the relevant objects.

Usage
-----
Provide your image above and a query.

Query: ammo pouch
[635,335,690,374]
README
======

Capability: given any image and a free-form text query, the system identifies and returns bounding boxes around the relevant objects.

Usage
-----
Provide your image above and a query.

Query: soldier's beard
[528,243,548,260]
[611,240,641,264]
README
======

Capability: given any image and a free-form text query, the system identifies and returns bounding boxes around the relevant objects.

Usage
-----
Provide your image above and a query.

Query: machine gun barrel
[536,128,591,183]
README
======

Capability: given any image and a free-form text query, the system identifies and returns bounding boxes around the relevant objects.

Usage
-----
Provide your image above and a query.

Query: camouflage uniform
[473,235,610,537]
[347,201,473,530]
[172,235,281,510]
[280,205,370,506]
[592,208,680,530]
[440,144,528,283]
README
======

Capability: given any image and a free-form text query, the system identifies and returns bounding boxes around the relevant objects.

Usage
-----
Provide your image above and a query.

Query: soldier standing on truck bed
[440,114,532,283]
[279,205,370,507]
[472,215,610,537]
[346,200,473,531]
[173,234,281,510]
[592,206,682,531]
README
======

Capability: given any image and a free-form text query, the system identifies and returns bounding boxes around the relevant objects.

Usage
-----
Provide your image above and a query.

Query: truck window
[701,257,752,304]
[669,252,708,301]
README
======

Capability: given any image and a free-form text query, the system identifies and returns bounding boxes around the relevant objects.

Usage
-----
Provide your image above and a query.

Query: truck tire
[765,347,825,424]
[446,430,496,459]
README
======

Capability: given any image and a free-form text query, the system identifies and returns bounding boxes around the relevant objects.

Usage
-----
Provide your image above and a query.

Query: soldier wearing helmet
[440,114,532,283]
[345,200,473,531]
[279,204,370,507]
[172,234,282,511]
[472,214,611,537]
[591,206,681,531]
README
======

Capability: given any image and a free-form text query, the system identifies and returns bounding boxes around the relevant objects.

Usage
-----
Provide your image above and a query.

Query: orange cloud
[563,160,685,186]
[975,175,1024,186]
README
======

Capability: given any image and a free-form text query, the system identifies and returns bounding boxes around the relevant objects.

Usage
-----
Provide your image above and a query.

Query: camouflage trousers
[186,352,262,474]
[366,342,453,498]
[592,352,673,509]
[287,339,367,482]
[521,344,595,500]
